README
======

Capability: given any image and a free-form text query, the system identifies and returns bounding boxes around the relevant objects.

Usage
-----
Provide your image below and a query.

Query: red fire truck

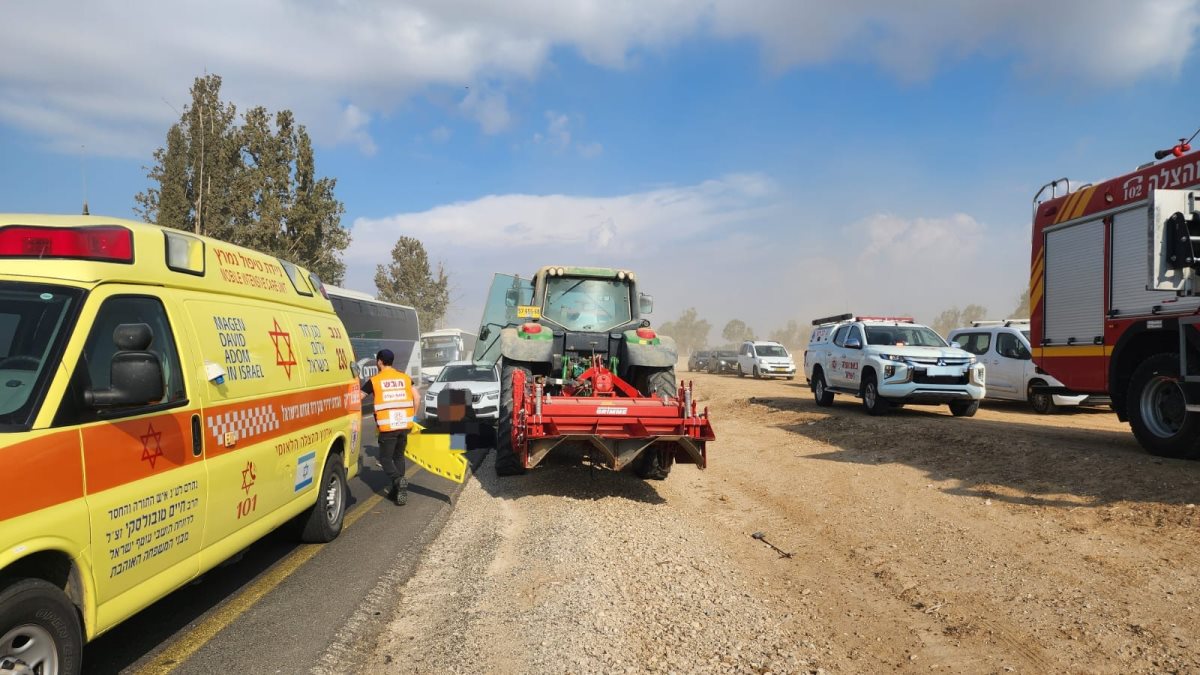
[1030,138,1200,458]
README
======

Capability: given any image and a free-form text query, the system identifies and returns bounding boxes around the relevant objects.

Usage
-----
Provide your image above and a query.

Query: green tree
[136,73,349,283]
[375,236,450,329]
[930,304,987,338]
[722,319,756,345]
[136,74,239,238]
[1012,289,1030,318]
[768,320,809,351]
[658,308,711,356]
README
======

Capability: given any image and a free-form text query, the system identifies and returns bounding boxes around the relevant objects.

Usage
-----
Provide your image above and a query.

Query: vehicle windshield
[865,326,948,347]
[717,351,738,358]
[0,282,83,430]
[437,364,497,383]
[543,277,633,332]
[1021,330,1031,342]
[756,345,789,357]
[422,336,461,367]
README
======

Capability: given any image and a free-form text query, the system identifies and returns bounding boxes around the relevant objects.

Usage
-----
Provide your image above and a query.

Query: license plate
[925,366,961,377]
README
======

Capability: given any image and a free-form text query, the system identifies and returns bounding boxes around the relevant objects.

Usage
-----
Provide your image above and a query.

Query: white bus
[420,328,478,383]
[326,285,421,381]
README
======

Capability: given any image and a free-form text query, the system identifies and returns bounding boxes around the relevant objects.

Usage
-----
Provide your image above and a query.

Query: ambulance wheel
[0,579,82,675]
[949,400,980,417]
[812,370,834,407]
[752,366,761,379]
[861,373,890,416]
[300,455,347,543]
[1128,353,1200,459]
[1028,382,1057,414]
[495,361,531,476]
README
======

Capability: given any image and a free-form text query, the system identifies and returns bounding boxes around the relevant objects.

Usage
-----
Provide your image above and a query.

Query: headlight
[425,393,436,402]
[879,353,907,362]
[486,392,500,400]
[967,355,977,365]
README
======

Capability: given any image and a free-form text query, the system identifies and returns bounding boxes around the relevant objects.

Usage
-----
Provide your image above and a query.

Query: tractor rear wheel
[495,360,532,476]
[635,368,676,479]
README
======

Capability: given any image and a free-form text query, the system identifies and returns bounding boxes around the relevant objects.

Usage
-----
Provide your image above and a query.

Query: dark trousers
[378,430,409,482]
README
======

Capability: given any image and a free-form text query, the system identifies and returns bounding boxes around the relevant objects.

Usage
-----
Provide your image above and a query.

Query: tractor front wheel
[495,360,532,476]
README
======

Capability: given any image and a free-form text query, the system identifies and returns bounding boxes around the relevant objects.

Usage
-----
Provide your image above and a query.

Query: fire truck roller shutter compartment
[1043,218,1105,346]
[1111,207,1198,316]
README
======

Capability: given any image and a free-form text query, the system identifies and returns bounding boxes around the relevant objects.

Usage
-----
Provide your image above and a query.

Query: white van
[947,320,1107,413]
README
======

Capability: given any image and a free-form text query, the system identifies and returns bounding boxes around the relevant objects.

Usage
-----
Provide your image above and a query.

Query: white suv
[947,321,1106,413]
[804,314,986,416]
[737,340,796,379]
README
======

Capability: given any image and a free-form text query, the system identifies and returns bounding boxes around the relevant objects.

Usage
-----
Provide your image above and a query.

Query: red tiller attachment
[510,364,715,471]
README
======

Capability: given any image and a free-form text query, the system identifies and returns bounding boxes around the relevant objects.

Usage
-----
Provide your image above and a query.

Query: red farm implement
[509,358,714,471]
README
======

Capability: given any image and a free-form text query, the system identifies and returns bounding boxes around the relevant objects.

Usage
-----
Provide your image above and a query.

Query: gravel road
[356,371,1200,674]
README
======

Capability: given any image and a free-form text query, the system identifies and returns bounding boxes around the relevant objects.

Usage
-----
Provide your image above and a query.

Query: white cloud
[336,104,377,156]
[458,87,512,134]
[1,0,1195,156]
[341,175,1027,335]
[533,110,603,158]
[347,172,775,257]
[430,125,453,143]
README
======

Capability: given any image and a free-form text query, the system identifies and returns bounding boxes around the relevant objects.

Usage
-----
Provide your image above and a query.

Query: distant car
[687,350,713,372]
[947,321,1109,414]
[707,350,739,374]
[737,340,797,379]
[422,360,501,424]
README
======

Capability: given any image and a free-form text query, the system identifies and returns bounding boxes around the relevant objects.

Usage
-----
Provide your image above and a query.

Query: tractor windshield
[543,277,633,332]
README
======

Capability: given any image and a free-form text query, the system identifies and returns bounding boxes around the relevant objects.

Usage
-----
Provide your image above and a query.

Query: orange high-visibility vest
[370,366,415,432]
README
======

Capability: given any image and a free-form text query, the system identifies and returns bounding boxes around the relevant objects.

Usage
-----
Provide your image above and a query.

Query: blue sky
[3,0,1200,340]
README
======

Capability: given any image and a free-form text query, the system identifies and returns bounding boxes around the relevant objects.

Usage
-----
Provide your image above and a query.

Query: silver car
[422,360,501,424]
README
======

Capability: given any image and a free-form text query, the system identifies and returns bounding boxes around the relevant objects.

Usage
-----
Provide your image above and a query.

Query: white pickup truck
[803,314,986,416]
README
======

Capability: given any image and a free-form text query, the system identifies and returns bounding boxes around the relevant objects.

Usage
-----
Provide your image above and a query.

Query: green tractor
[475,266,712,479]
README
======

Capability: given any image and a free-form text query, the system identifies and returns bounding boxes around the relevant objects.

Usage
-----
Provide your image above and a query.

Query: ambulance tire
[1127,353,1200,459]
[0,579,82,675]
[861,373,890,416]
[812,370,834,407]
[495,361,531,476]
[300,455,347,543]
[949,400,980,417]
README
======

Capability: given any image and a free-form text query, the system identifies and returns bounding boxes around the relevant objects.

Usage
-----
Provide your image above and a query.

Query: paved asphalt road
[83,424,485,674]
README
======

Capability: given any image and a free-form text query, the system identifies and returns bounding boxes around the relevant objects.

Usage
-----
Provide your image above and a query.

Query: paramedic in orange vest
[361,349,415,505]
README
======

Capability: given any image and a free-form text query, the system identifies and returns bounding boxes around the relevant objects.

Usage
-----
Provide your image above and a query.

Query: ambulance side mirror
[84,323,165,408]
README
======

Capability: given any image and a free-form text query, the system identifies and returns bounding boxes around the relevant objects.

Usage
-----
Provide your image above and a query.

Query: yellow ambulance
[0,215,363,674]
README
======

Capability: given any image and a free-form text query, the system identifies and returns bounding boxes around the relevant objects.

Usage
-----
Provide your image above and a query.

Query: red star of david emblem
[269,318,297,379]
[241,460,257,494]
[140,422,164,469]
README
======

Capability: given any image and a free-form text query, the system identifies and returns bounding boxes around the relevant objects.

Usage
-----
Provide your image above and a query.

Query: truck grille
[913,373,969,385]
[908,357,971,366]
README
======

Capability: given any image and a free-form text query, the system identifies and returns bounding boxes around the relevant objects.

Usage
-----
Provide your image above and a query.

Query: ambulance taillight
[0,225,133,263]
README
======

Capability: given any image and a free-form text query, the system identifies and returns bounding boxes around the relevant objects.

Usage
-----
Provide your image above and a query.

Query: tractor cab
[474,267,653,365]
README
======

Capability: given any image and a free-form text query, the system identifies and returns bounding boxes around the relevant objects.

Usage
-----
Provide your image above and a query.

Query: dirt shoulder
[359,371,1200,674]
